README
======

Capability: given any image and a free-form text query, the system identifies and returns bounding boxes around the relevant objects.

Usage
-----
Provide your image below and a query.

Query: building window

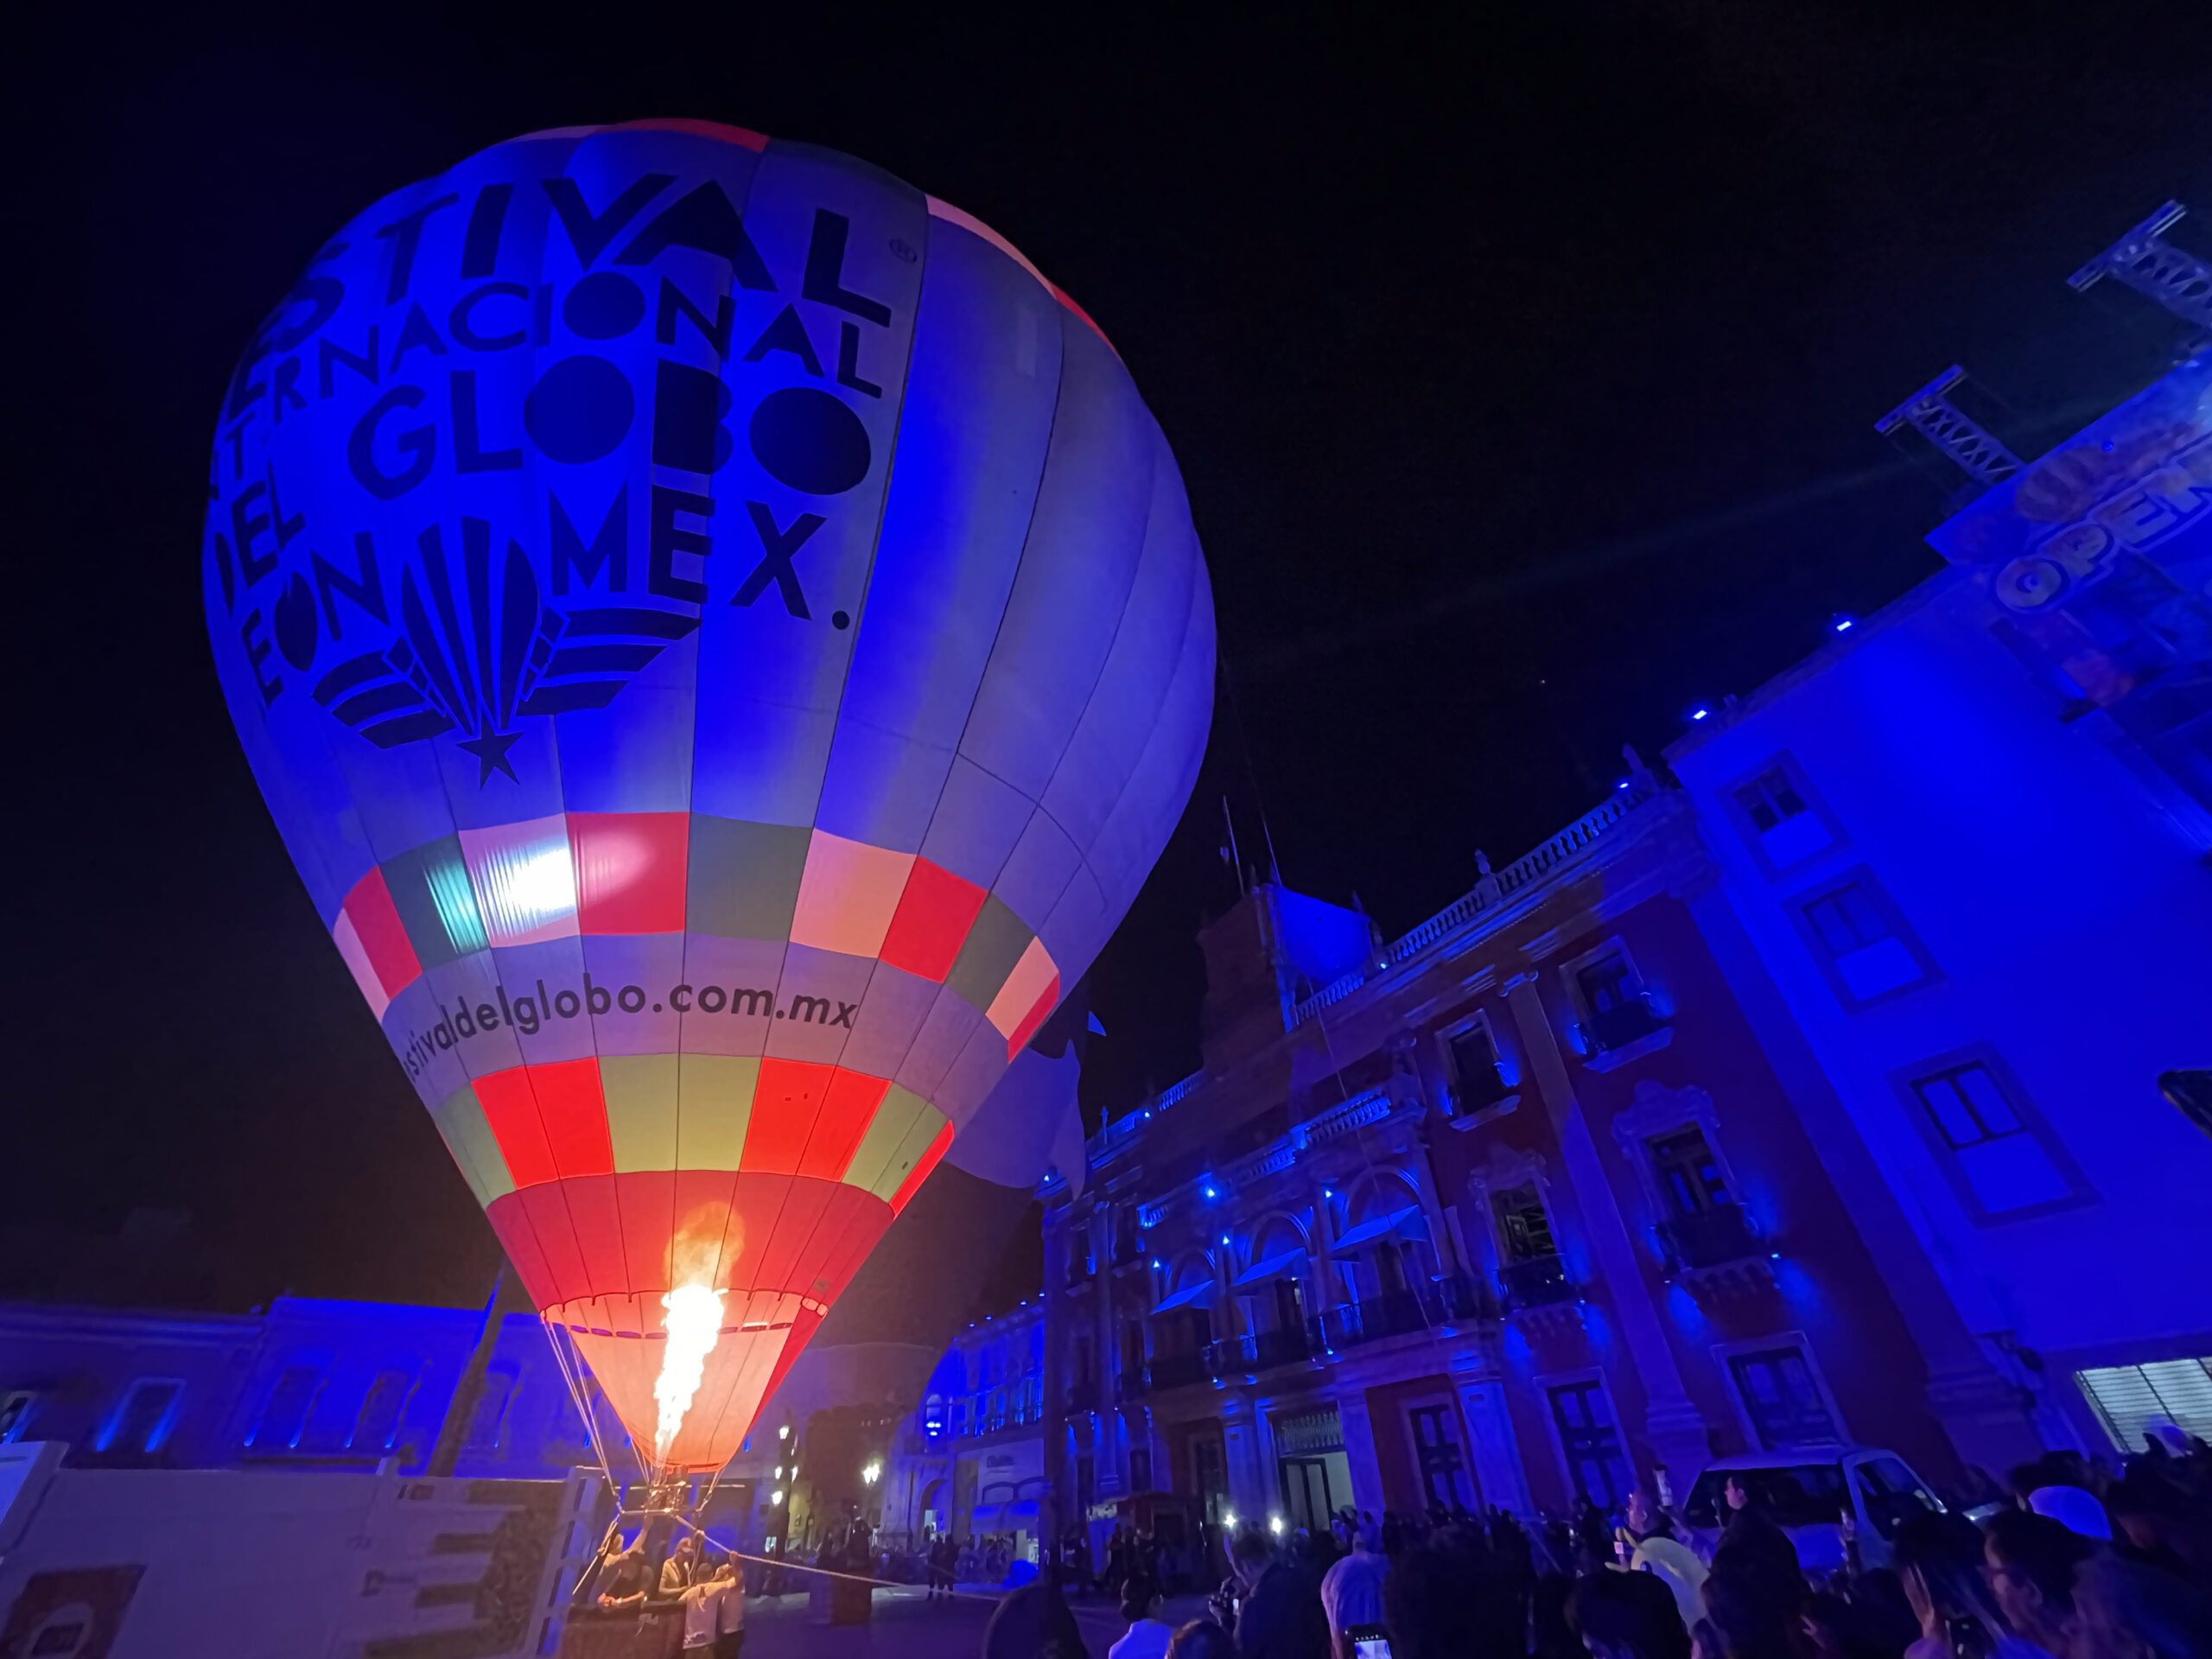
[1648,1127,1727,1216]
[1408,1404,1474,1512]
[1547,1381,1631,1508]
[251,1364,325,1449]
[350,1370,415,1452]
[103,1379,183,1456]
[1441,1014,1512,1118]
[1561,941,1668,1064]
[0,1392,38,1444]
[1726,1344,1842,1451]
[1899,1049,2088,1221]
[1129,1446,1153,1492]
[465,1368,518,1450]
[1727,756,1838,874]
[1492,1184,1557,1263]
[1793,869,1936,1007]
[2075,1360,2212,1453]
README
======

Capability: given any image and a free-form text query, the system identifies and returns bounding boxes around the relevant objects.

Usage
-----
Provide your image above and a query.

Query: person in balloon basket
[662,1531,706,1595]
[678,1554,745,1656]
[593,1535,652,1611]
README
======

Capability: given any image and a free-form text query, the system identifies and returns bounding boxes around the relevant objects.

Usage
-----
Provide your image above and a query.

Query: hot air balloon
[203,119,1212,1492]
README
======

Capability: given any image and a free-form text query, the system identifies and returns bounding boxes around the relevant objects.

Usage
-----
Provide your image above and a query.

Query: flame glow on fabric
[204,120,1213,1482]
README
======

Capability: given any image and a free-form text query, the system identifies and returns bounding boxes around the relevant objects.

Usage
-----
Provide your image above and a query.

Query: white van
[1680,1447,1945,1572]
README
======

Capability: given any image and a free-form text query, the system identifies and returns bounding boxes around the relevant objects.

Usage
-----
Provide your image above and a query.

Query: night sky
[11,10,2208,1313]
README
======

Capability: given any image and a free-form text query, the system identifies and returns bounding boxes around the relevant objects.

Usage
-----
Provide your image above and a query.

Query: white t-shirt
[1109,1617,1176,1659]
[682,1579,741,1649]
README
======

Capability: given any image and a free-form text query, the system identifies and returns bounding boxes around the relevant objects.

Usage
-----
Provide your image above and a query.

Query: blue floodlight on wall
[1833,615,1856,633]
[1688,706,1711,722]
[1202,1184,1218,1200]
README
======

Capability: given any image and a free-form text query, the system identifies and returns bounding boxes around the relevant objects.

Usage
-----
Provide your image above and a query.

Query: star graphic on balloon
[458,728,523,784]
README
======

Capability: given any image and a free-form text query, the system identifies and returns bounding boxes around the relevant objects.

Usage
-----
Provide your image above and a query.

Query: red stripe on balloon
[570,812,690,935]
[1005,972,1061,1061]
[531,1057,615,1179]
[887,1122,953,1215]
[340,867,421,997]
[476,1069,561,1189]
[878,856,988,982]
[620,118,769,151]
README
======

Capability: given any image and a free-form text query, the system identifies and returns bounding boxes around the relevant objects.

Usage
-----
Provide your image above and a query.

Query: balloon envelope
[204,120,1212,1473]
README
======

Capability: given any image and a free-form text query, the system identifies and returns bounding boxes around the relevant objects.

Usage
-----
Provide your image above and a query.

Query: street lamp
[779,1424,791,1440]
[771,1489,785,1505]
[1268,1515,1285,1536]
[862,1460,882,1485]
[1222,1510,1237,1530]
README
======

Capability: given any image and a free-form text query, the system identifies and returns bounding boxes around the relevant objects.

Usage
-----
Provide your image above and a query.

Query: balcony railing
[1290,787,1656,1027]
[1146,1352,1211,1392]
[1203,1325,1315,1375]
[1307,1277,1498,1353]
[1658,1202,1764,1270]
[1497,1254,1578,1311]
[1577,992,1668,1056]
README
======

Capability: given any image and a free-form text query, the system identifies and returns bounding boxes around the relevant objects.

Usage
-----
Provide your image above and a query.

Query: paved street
[734,1583,1211,1658]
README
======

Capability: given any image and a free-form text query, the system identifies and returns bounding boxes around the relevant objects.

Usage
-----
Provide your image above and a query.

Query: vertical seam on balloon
[670,132,771,1323]
[942,329,1164,1002]
[822,215,1075,1155]
[1020,442,1203,967]
[749,168,937,1298]
[490,130,620,1327]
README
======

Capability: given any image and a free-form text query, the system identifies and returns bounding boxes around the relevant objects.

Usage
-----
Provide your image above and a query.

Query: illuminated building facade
[1665,566,2212,1463]
[1043,576,2212,1527]
[880,1300,1048,1556]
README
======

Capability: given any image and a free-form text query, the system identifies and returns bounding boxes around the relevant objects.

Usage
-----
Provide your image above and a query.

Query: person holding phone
[1891,1511,2028,1659]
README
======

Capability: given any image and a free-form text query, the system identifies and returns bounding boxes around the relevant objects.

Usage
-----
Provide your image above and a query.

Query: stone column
[1450,1351,1533,1515]
[1505,972,1711,1484]
[1252,1400,1283,1522]
[1308,1181,1346,1308]
[1096,1207,1122,1402]
[1335,1385,1389,1514]
[1220,1395,1268,1522]
[1403,1128,1462,1276]
[1042,1217,1070,1547]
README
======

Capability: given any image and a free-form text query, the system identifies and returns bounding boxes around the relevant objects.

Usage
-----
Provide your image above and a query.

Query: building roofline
[1663,565,1967,765]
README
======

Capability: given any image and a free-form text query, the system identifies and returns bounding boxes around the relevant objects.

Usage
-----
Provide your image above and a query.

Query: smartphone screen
[1349,1624,1394,1658]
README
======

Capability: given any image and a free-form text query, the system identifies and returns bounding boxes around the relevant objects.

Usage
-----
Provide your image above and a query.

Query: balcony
[1146,1351,1211,1393]
[1497,1253,1578,1311]
[1573,992,1673,1071]
[1204,1325,1313,1376]
[1658,1203,1766,1272]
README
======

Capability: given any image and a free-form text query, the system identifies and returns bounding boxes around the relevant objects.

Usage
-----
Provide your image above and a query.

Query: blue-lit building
[0,1294,588,1479]
[1039,572,2211,1538]
[878,1300,1047,1557]
[1665,560,2212,1458]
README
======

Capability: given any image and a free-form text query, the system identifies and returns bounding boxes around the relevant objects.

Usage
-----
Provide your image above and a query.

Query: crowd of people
[980,1432,2212,1659]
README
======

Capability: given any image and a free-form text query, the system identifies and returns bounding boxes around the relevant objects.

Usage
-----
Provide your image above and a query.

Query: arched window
[350,1370,416,1451]
[250,1361,327,1449]
[466,1366,518,1450]
[1333,1175,1434,1304]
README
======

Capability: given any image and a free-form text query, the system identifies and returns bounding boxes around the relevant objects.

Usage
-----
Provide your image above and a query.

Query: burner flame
[653,1283,726,1465]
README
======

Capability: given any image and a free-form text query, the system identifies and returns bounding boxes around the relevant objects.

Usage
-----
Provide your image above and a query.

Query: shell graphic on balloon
[205,120,1213,1478]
